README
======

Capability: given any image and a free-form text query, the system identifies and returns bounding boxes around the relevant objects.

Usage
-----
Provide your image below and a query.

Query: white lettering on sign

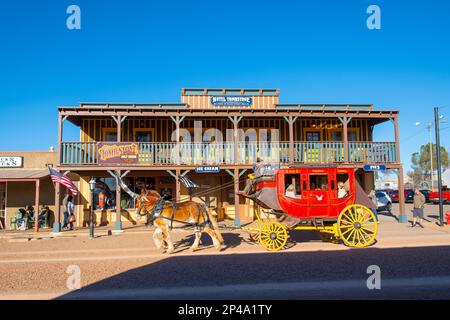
[0,157,23,168]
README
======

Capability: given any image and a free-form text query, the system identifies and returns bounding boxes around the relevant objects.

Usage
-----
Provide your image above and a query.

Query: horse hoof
[167,248,175,254]
[190,247,199,252]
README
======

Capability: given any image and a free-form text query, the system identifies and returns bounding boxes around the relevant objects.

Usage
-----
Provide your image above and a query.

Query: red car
[390,189,412,203]
[429,186,450,204]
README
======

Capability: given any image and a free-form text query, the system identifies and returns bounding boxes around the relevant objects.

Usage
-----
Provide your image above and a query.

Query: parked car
[429,186,450,204]
[390,189,412,203]
[406,189,430,203]
[375,191,392,213]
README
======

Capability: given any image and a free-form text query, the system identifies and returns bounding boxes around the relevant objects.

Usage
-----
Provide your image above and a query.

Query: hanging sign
[195,166,221,173]
[363,164,386,171]
[0,156,23,168]
[211,96,252,107]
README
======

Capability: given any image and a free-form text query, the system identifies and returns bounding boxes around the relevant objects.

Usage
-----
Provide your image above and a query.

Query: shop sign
[195,166,221,173]
[97,143,139,165]
[211,96,252,107]
[363,164,386,171]
[0,156,23,168]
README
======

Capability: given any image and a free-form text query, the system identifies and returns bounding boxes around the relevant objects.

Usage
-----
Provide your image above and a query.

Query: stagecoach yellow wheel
[259,222,288,251]
[337,204,378,248]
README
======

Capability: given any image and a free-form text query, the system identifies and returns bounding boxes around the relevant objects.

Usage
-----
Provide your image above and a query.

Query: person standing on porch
[412,188,426,228]
[62,195,75,231]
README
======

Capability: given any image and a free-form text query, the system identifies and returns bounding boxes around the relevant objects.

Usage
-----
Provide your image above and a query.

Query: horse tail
[205,206,224,245]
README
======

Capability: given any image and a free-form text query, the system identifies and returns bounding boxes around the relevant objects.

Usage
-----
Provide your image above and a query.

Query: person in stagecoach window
[285,184,296,198]
[285,184,301,199]
[337,182,348,199]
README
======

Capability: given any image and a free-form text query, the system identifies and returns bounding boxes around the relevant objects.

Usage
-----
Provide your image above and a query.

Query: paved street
[0,203,449,300]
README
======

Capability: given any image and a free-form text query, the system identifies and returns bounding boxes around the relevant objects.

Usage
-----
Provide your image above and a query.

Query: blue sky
[0,0,449,172]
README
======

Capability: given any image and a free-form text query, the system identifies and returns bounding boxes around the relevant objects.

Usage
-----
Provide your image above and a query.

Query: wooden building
[55,88,407,232]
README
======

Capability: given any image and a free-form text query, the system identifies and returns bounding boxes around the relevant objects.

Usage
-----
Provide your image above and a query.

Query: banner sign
[97,143,139,165]
[0,156,23,168]
[363,164,386,171]
[211,96,252,107]
[195,166,221,173]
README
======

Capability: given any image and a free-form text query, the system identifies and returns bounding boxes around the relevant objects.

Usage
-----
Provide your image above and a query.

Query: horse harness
[143,197,213,231]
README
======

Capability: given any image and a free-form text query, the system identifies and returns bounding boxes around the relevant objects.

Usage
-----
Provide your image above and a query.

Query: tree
[408,143,449,187]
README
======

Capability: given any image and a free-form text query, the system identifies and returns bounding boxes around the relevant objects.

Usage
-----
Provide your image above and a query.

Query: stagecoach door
[308,171,330,217]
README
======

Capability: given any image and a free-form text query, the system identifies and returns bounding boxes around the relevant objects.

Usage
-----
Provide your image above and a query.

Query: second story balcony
[60,141,398,167]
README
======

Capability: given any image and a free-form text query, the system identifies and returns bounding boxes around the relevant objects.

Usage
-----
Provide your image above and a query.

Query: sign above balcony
[97,143,139,165]
[211,96,252,107]
[0,156,23,168]
[363,164,387,171]
[195,166,221,173]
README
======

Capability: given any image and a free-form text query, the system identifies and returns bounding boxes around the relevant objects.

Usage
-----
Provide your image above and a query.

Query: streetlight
[89,177,96,239]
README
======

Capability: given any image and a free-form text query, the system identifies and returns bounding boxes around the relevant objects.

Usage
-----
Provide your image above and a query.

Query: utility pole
[434,107,444,226]
[427,124,434,190]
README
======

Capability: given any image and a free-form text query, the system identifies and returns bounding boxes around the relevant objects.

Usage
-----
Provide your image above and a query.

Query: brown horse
[136,190,224,254]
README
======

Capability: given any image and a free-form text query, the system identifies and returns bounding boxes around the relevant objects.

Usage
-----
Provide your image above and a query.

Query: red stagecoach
[241,164,378,251]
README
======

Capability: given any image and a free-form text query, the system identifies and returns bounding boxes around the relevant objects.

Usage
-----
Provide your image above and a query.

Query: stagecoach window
[309,175,328,191]
[284,174,301,199]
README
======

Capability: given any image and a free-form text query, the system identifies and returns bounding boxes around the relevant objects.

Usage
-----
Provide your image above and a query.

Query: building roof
[0,169,50,180]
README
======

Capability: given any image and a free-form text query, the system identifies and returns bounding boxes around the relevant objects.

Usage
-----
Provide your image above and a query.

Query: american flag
[48,166,78,196]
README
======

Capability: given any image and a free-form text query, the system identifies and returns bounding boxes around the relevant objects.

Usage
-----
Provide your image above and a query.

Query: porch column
[398,165,407,223]
[233,116,239,165]
[57,114,63,166]
[34,179,40,232]
[234,168,240,227]
[393,116,400,163]
[176,168,181,202]
[288,116,295,163]
[115,170,122,231]
[117,115,122,142]
[53,183,61,232]
[343,116,349,162]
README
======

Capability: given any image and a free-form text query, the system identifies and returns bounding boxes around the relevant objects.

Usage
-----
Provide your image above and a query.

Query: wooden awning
[0,169,49,180]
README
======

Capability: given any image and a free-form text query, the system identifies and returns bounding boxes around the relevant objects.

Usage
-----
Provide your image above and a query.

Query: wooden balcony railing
[60,141,398,166]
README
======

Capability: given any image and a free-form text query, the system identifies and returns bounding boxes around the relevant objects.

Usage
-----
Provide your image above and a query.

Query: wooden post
[343,116,349,162]
[115,170,122,232]
[53,182,61,232]
[175,168,181,202]
[34,179,40,232]
[233,116,238,165]
[234,168,240,227]
[289,115,294,163]
[57,114,63,166]
[117,115,122,142]
[398,165,407,223]
[176,116,180,165]
[393,116,400,163]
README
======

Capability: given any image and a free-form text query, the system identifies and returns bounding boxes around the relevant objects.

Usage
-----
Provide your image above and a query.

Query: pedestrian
[368,190,380,223]
[62,194,75,231]
[412,188,426,228]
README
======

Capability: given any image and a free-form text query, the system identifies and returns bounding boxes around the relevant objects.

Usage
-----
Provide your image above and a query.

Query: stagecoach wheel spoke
[338,204,378,248]
[259,222,288,252]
